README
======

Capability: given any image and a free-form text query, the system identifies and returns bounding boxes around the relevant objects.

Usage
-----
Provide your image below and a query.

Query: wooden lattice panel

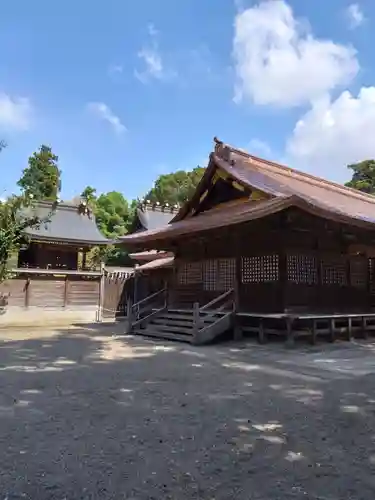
[287,254,317,285]
[241,255,279,283]
[177,261,202,285]
[177,263,188,285]
[218,258,236,290]
[203,259,217,291]
[321,257,347,286]
[350,257,367,288]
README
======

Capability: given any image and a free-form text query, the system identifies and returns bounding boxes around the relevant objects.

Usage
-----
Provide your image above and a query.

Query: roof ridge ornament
[141,198,180,213]
[213,136,232,162]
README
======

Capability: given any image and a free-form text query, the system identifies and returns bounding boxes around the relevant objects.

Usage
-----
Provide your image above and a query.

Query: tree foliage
[80,185,97,206]
[79,187,135,267]
[345,160,375,194]
[17,145,61,201]
[145,166,205,206]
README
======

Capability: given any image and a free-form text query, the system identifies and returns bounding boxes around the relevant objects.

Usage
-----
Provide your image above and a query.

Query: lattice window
[203,258,236,291]
[177,261,202,285]
[350,257,367,288]
[203,259,217,291]
[218,258,236,290]
[241,255,279,283]
[321,257,347,286]
[287,254,317,285]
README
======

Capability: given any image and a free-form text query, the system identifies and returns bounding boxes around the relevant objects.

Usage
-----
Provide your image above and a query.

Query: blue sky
[1,0,375,201]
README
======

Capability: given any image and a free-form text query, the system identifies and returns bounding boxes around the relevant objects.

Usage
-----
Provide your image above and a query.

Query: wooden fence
[0,268,101,308]
[0,268,135,325]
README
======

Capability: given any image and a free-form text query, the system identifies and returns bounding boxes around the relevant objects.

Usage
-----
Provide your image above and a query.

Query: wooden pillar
[233,252,243,341]
[286,317,294,347]
[63,275,68,307]
[24,277,30,308]
[97,261,105,322]
[278,214,288,313]
[279,249,287,313]
[329,318,335,343]
[82,250,87,270]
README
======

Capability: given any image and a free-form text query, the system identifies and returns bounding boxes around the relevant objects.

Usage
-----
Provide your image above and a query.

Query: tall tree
[345,160,375,194]
[79,187,134,268]
[145,166,205,206]
[17,145,61,201]
[95,191,130,238]
[0,144,47,282]
[80,185,97,206]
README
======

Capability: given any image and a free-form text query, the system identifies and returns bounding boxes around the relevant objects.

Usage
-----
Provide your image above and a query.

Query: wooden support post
[347,317,353,341]
[97,261,105,322]
[362,316,368,339]
[82,251,87,270]
[63,275,68,308]
[24,278,30,308]
[258,318,266,344]
[329,318,335,343]
[286,317,294,348]
[192,302,201,345]
[310,319,317,345]
[233,254,243,341]
[125,297,133,334]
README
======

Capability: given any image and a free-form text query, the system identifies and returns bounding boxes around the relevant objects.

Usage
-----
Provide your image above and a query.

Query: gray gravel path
[1,326,375,499]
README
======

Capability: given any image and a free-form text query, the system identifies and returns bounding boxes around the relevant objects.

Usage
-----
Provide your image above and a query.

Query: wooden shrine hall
[0,200,110,327]
[18,200,109,270]
[119,138,375,346]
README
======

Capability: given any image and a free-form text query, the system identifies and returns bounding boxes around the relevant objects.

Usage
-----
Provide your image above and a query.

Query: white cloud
[346,3,365,29]
[87,102,126,135]
[0,93,32,131]
[233,0,359,107]
[136,48,165,82]
[286,87,375,179]
[135,24,175,83]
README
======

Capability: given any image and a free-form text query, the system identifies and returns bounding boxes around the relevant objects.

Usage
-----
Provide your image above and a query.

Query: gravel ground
[2,326,375,499]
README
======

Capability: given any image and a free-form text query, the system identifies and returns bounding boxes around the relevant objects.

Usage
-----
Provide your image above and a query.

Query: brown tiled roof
[120,194,375,248]
[119,140,375,248]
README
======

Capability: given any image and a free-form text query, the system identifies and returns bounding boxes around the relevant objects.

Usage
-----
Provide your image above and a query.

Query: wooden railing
[192,288,235,343]
[126,287,167,333]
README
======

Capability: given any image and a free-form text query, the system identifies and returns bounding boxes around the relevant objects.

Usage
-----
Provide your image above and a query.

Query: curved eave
[119,194,375,250]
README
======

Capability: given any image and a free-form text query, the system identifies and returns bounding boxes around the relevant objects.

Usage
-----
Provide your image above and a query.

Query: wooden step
[134,328,193,343]
[147,323,194,335]
[158,312,194,321]
[152,317,194,328]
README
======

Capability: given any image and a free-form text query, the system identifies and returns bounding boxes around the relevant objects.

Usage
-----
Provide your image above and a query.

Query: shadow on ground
[1,323,375,499]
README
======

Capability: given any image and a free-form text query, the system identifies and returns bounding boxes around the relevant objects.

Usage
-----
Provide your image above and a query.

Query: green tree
[95,191,130,238]
[145,166,205,206]
[345,160,375,194]
[80,185,97,206]
[79,188,134,268]
[17,145,61,201]
[0,144,48,282]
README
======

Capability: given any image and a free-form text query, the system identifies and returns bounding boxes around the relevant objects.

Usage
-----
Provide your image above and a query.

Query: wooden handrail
[200,288,234,312]
[132,287,166,310]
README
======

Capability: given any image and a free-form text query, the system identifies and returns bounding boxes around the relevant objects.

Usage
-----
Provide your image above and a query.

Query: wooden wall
[168,209,375,313]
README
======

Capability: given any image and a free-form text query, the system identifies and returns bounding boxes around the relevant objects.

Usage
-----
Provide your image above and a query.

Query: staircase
[127,288,235,345]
